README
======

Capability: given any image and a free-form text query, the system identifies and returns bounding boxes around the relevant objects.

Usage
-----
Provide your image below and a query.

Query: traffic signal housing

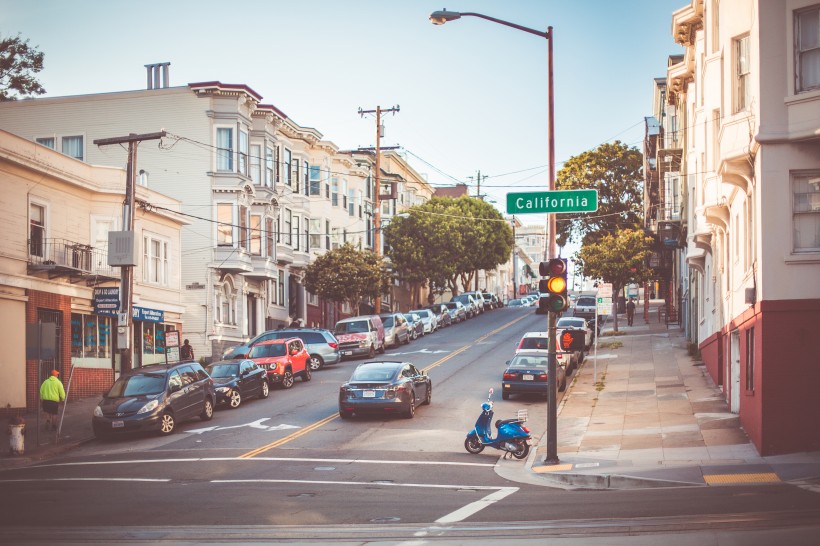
[538,258,569,313]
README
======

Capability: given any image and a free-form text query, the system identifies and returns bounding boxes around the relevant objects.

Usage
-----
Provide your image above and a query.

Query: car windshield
[249,344,287,358]
[381,316,395,327]
[335,321,368,334]
[519,337,549,350]
[508,299,522,305]
[207,363,239,378]
[350,364,399,382]
[411,310,428,318]
[577,297,595,306]
[557,318,586,328]
[510,355,549,368]
[107,372,166,397]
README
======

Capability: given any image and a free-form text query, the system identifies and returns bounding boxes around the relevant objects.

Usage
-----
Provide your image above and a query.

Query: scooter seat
[495,418,523,429]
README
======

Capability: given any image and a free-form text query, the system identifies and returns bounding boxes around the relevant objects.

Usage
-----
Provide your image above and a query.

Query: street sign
[507,189,599,214]
[597,297,612,315]
[597,283,612,298]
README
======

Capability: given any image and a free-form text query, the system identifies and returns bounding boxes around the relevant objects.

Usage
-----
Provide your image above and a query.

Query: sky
[1,0,684,240]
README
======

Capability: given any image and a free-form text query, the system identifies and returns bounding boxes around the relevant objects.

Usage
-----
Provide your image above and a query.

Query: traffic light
[538,258,569,313]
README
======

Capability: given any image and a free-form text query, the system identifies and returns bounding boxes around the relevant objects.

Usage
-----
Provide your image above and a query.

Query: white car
[515,331,577,374]
[556,316,594,350]
[410,309,438,333]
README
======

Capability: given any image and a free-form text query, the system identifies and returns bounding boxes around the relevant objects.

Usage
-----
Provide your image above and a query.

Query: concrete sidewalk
[527,305,820,489]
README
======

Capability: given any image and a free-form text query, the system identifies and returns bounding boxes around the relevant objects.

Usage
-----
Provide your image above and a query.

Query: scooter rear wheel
[464,436,484,454]
[512,440,530,460]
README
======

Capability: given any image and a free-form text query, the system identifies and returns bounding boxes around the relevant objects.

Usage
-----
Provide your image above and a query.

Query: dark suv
[223,328,341,371]
[92,361,215,437]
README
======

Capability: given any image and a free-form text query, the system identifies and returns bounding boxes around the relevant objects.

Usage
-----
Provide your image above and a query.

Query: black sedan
[501,351,566,400]
[207,359,269,409]
[339,361,431,419]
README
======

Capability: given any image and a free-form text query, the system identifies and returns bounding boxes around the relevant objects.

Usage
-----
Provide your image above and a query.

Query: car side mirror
[169,383,182,393]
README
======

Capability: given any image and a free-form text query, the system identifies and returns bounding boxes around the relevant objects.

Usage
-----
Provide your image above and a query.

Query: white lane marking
[38,456,497,469]
[0,478,169,483]
[212,479,504,491]
[793,480,820,494]
[435,487,518,524]
[186,419,300,434]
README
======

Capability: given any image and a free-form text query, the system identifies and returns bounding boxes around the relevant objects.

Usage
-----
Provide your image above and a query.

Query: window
[217,128,234,171]
[143,234,169,285]
[304,162,310,196]
[733,35,751,113]
[217,277,237,325]
[266,217,274,257]
[239,130,249,175]
[217,203,233,246]
[283,208,292,245]
[265,146,274,186]
[796,6,820,92]
[250,144,261,184]
[331,178,339,206]
[293,215,300,250]
[303,217,310,252]
[292,158,300,193]
[36,137,55,149]
[793,172,820,252]
[309,165,322,195]
[284,149,292,187]
[71,313,112,360]
[348,188,355,216]
[250,214,262,255]
[239,205,249,251]
[711,0,720,54]
[325,220,331,250]
[61,135,83,160]
[278,269,285,305]
[29,203,45,257]
[745,327,755,392]
[274,146,281,185]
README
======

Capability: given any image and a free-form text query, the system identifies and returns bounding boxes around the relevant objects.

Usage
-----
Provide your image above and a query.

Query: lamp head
[429,9,461,25]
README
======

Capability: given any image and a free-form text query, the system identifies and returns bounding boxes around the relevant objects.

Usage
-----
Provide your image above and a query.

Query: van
[333,315,385,359]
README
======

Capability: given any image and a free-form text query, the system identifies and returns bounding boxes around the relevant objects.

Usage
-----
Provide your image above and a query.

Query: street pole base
[542,455,560,465]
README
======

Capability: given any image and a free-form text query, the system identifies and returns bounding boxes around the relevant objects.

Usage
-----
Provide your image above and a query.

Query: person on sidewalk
[180,339,195,361]
[40,369,66,431]
[626,298,636,326]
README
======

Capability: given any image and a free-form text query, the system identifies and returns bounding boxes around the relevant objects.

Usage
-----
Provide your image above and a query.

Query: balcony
[28,238,119,286]
[245,255,278,280]
[213,246,253,273]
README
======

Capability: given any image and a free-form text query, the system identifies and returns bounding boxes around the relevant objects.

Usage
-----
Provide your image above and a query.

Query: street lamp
[430,8,560,465]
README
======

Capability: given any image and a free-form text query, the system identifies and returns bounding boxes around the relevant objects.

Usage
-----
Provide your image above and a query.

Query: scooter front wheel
[512,440,530,460]
[464,436,484,454]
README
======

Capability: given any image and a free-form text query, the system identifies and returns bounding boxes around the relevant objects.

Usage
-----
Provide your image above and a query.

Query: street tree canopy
[575,228,654,331]
[555,141,643,247]
[0,33,46,101]
[303,243,390,314]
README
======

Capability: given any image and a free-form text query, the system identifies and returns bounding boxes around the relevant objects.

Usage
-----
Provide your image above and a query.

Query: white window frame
[795,5,820,93]
[792,171,820,252]
[61,135,84,161]
[143,232,170,286]
[250,213,263,256]
[35,136,55,149]
[216,202,234,246]
[265,146,274,187]
[250,144,261,184]
[733,34,751,113]
[216,127,234,172]
[29,200,48,258]
[239,130,249,176]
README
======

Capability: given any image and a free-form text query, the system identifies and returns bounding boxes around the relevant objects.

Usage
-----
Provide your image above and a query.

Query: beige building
[0,130,187,414]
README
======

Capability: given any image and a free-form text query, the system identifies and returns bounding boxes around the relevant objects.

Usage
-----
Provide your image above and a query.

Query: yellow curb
[703,472,780,485]
[532,463,575,473]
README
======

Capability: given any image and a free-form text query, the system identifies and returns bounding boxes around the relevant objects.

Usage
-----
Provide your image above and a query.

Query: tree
[303,243,391,315]
[555,141,643,247]
[575,228,654,332]
[0,33,46,101]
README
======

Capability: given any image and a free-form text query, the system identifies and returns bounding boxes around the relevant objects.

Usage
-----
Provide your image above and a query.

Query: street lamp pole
[430,9,559,464]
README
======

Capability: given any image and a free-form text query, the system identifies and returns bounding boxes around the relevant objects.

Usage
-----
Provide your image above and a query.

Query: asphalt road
[2,307,819,544]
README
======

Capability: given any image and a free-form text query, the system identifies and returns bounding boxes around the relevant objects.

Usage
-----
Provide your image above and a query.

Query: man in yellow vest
[40,369,66,430]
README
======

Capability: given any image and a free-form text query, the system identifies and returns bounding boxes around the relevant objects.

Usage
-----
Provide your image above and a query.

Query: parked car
[502,351,566,400]
[425,304,451,328]
[404,313,425,340]
[248,338,311,388]
[410,308,438,333]
[507,298,525,308]
[334,315,385,359]
[450,294,478,318]
[206,359,269,409]
[338,361,432,419]
[573,295,597,320]
[92,361,215,438]
[443,301,467,323]
[379,312,411,348]
[482,293,503,308]
[516,331,577,374]
[224,327,341,371]
[461,291,488,313]
[556,316,594,350]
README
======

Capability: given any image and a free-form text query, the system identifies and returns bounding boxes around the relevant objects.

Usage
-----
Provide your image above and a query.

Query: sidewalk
[1,395,99,470]
[526,304,820,489]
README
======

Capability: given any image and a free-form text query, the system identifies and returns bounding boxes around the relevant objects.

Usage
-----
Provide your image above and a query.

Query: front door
[730,330,740,414]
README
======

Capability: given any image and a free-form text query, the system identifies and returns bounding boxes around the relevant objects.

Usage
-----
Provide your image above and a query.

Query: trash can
[7,416,26,455]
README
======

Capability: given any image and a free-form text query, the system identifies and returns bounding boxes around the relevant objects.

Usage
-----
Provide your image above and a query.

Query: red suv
[248,338,311,389]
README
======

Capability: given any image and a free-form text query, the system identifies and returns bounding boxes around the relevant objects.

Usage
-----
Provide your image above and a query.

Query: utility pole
[93,131,166,373]
[358,105,399,314]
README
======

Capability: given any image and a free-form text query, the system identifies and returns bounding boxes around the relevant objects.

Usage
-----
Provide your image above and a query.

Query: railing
[28,238,117,277]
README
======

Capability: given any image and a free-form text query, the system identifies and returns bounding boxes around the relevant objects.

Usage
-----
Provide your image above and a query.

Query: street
[2,307,819,544]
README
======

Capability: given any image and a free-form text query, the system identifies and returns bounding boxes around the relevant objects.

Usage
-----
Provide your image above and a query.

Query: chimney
[144,62,171,89]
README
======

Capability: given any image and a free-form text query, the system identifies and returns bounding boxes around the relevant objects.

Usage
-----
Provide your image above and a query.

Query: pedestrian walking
[180,339,195,361]
[626,298,636,326]
[40,369,66,430]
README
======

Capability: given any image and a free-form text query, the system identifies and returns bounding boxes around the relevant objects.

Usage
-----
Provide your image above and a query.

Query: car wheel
[281,369,294,389]
[464,435,484,454]
[302,366,312,382]
[378,342,386,354]
[405,396,415,419]
[424,385,432,405]
[260,380,270,399]
[200,398,214,421]
[309,355,324,371]
[228,389,242,409]
[502,391,510,400]
[403,333,411,345]
[367,345,376,358]
[158,411,175,435]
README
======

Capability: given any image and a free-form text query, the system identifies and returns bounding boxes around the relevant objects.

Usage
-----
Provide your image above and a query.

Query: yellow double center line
[238,314,529,459]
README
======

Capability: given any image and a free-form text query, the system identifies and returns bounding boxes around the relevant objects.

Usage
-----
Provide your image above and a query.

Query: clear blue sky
[2,0,683,233]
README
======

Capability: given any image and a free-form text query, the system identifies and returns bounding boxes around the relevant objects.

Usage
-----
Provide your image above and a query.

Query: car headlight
[216,386,230,393]
[137,399,159,415]
[93,405,103,417]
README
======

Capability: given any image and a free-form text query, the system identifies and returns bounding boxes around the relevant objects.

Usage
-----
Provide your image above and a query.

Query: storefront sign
[133,306,164,323]
[93,287,120,316]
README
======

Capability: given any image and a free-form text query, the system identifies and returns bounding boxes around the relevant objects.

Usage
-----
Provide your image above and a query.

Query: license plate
[522,374,534,381]
[342,350,352,356]
[112,420,124,428]
[363,390,376,398]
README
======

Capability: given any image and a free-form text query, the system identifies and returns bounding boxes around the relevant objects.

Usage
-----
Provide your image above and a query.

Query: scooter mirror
[488,387,494,396]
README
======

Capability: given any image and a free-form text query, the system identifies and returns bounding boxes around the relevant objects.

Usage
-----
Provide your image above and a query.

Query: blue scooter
[464,388,532,459]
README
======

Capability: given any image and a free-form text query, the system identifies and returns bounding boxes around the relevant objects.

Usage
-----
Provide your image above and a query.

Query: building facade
[666,0,820,455]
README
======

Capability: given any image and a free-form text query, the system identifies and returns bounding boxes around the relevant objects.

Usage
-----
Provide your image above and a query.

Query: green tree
[0,33,46,101]
[575,228,653,332]
[555,141,643,247]
[303,243,390,314]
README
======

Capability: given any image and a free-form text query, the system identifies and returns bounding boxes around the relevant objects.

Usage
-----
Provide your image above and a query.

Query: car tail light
[503,373,517,380]
[538,373,548,381]
[329,342,338,349]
